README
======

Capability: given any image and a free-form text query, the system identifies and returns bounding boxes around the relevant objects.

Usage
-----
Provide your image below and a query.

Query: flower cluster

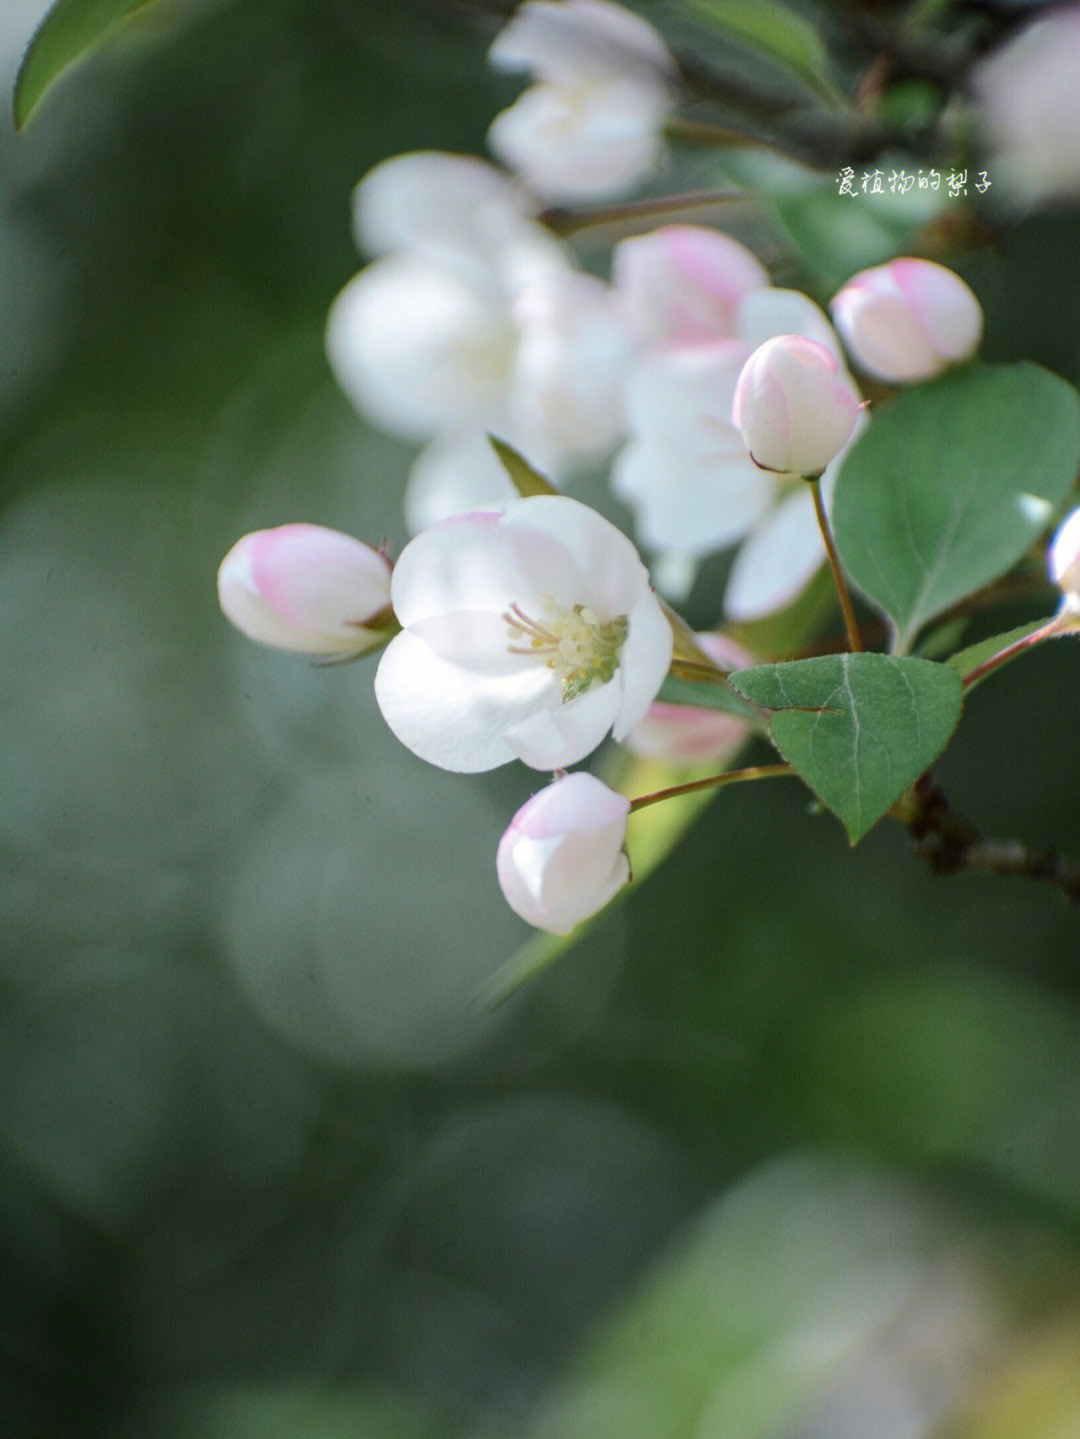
[217,0,1080,937]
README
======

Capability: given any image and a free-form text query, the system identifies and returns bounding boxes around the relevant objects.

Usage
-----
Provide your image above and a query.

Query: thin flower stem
[630,763,793,813]
[538,187,750,236]
[962,613,1073,689]
[808,478,863,652]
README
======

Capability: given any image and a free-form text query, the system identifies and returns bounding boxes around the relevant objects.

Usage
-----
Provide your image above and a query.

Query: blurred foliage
[3,2,1080,1437]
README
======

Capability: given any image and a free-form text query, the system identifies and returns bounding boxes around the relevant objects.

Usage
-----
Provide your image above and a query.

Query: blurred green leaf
[14,0,164,129]
[730,653,963,842]
[488,436,560,499]
[946,617,1052,690]
[689,0,836,102]
[833,364,1080,653]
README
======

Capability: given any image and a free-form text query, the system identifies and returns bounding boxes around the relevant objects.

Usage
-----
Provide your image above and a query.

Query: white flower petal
[353,151,534,263]
[723,483,826,620]
[611,442,775,555]
[613,596,679,739]
[503,677,622,769]
[614,226,771,346]
[403,430,521,535]
[390,509,584,628]
[490,0,675,82]
[374,630,551,773]
[326,256,513,439]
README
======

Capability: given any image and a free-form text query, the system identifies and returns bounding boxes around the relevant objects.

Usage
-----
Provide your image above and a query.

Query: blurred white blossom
[326,151,631,528]
[374,495,672,772]
[488,0,677,202]
[972,5,1080,207]
[497,770,631,932]
[1048,505,1080,613]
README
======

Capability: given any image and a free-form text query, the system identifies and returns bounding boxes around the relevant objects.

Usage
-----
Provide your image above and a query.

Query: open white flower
[611,283,863,618]
[374,496,673,772]
[488,0,677,202]
[497,771,631,933]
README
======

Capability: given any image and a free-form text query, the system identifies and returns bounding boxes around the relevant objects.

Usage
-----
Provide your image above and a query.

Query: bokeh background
[3,2,1080,1436]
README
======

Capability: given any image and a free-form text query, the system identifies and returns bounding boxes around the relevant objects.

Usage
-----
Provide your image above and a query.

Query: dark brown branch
[905,776,1080,903]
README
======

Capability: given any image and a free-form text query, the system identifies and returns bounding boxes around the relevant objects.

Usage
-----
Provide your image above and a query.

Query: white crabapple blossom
[829,258,983,385]
[610,243,864,619]
[373,496,673,773]
[487,0,678,202]
[217,524,392,658]
[497,770,632,933]
[971,5,1080,207]
[1048,506,1080,614]
[326,152,631,528]
[732,335,861,479]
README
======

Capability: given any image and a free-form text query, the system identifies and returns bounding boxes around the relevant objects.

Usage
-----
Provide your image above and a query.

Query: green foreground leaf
[14,0,162,128]
[832,363,1080,654]
[730,653,964,843]
[487,435,559,499]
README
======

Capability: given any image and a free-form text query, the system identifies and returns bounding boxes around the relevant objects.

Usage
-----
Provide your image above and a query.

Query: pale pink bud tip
[217,524,392,657]
[1048,506,1080,613]
[830,259,983,385]
[732,335,861,479]
[496,771,631,933]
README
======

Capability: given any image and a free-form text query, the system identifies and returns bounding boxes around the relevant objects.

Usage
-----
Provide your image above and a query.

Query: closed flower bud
[732,335,861,479]
[496,771,631,933]
[830,259,983,385]
[1048,506,1080,614]
[218,524,393,658]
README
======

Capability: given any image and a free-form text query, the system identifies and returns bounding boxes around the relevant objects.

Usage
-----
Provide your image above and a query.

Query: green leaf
[729,653,963,843]
[487,435,559,499]
[14,0,163,129]
[689,0,836,103]
[832,363,1080,654]
[945,617,1053,691]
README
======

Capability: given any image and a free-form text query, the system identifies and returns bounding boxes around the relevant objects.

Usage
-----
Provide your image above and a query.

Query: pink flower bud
[731,335,861,479]
[1048,506,1080,614]
[830,259,983,385]
[626,632,753,763]
[496,771,631,933]
[217,524,392,657]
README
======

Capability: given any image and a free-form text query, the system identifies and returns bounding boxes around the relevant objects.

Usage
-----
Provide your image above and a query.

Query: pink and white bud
[218,524,393,658]
[830,259,983,385]
[488,0,677,203]
[496,771,631,933]
[613,226,771,347]
[1048,506,1080,614]
[626,632,754,763]
[732,335,861,479]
